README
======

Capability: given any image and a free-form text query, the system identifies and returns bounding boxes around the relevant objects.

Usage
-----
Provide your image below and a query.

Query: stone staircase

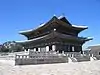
[75,55,90,62]
[68,57,77,63]
[90,57,97,61]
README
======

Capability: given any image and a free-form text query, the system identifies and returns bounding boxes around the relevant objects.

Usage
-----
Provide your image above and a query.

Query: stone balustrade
[15,55,29,59]
[15,52,100,65]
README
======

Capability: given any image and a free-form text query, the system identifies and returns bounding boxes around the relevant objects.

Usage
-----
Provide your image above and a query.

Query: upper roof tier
[19,15,88,37]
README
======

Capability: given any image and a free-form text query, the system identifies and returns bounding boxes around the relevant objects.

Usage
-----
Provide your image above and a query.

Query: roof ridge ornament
[58,14,65,19]
[53,14,56,17]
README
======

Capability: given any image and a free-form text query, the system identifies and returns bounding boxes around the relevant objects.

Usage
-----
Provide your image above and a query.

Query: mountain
[0,41,24,52]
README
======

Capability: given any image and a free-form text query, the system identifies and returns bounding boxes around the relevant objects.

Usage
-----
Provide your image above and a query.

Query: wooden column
[38,48,40,52]
[52,45,56,51]
[34,48,36,52]
[72,46,74,52]
[46,46,49,52]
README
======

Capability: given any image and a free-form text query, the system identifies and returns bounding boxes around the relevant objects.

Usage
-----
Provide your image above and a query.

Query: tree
[2,41,24,52]
[0,45,9,52]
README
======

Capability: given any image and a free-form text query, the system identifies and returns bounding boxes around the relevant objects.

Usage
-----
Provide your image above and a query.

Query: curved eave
[19,29,33,34]
[19,16,58,36]
[58,16,71,25]
[16,34,48,44]
[84,37,93,41]
[19,23,46,34]
[55,19,88,33]
[17,31,91,44]
[19,32,29,39]
[81,37,93,44]
[72,25,88,29]
[32,16,58,31]
[72,25,88,32]
[57,16,88,32]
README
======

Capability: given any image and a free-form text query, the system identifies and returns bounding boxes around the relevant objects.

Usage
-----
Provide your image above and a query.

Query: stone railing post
[92,54,94,57]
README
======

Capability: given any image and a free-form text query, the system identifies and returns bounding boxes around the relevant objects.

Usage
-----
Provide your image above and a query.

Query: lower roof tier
[17,31,92,48]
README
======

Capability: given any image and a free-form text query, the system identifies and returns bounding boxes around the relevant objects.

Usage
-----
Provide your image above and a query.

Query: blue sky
[0,0,100,48]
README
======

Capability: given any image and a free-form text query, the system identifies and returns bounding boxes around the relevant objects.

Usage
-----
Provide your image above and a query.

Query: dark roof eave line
[19,16,58,35]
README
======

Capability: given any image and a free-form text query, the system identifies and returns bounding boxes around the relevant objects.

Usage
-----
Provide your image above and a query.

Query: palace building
[17,15,92,54]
